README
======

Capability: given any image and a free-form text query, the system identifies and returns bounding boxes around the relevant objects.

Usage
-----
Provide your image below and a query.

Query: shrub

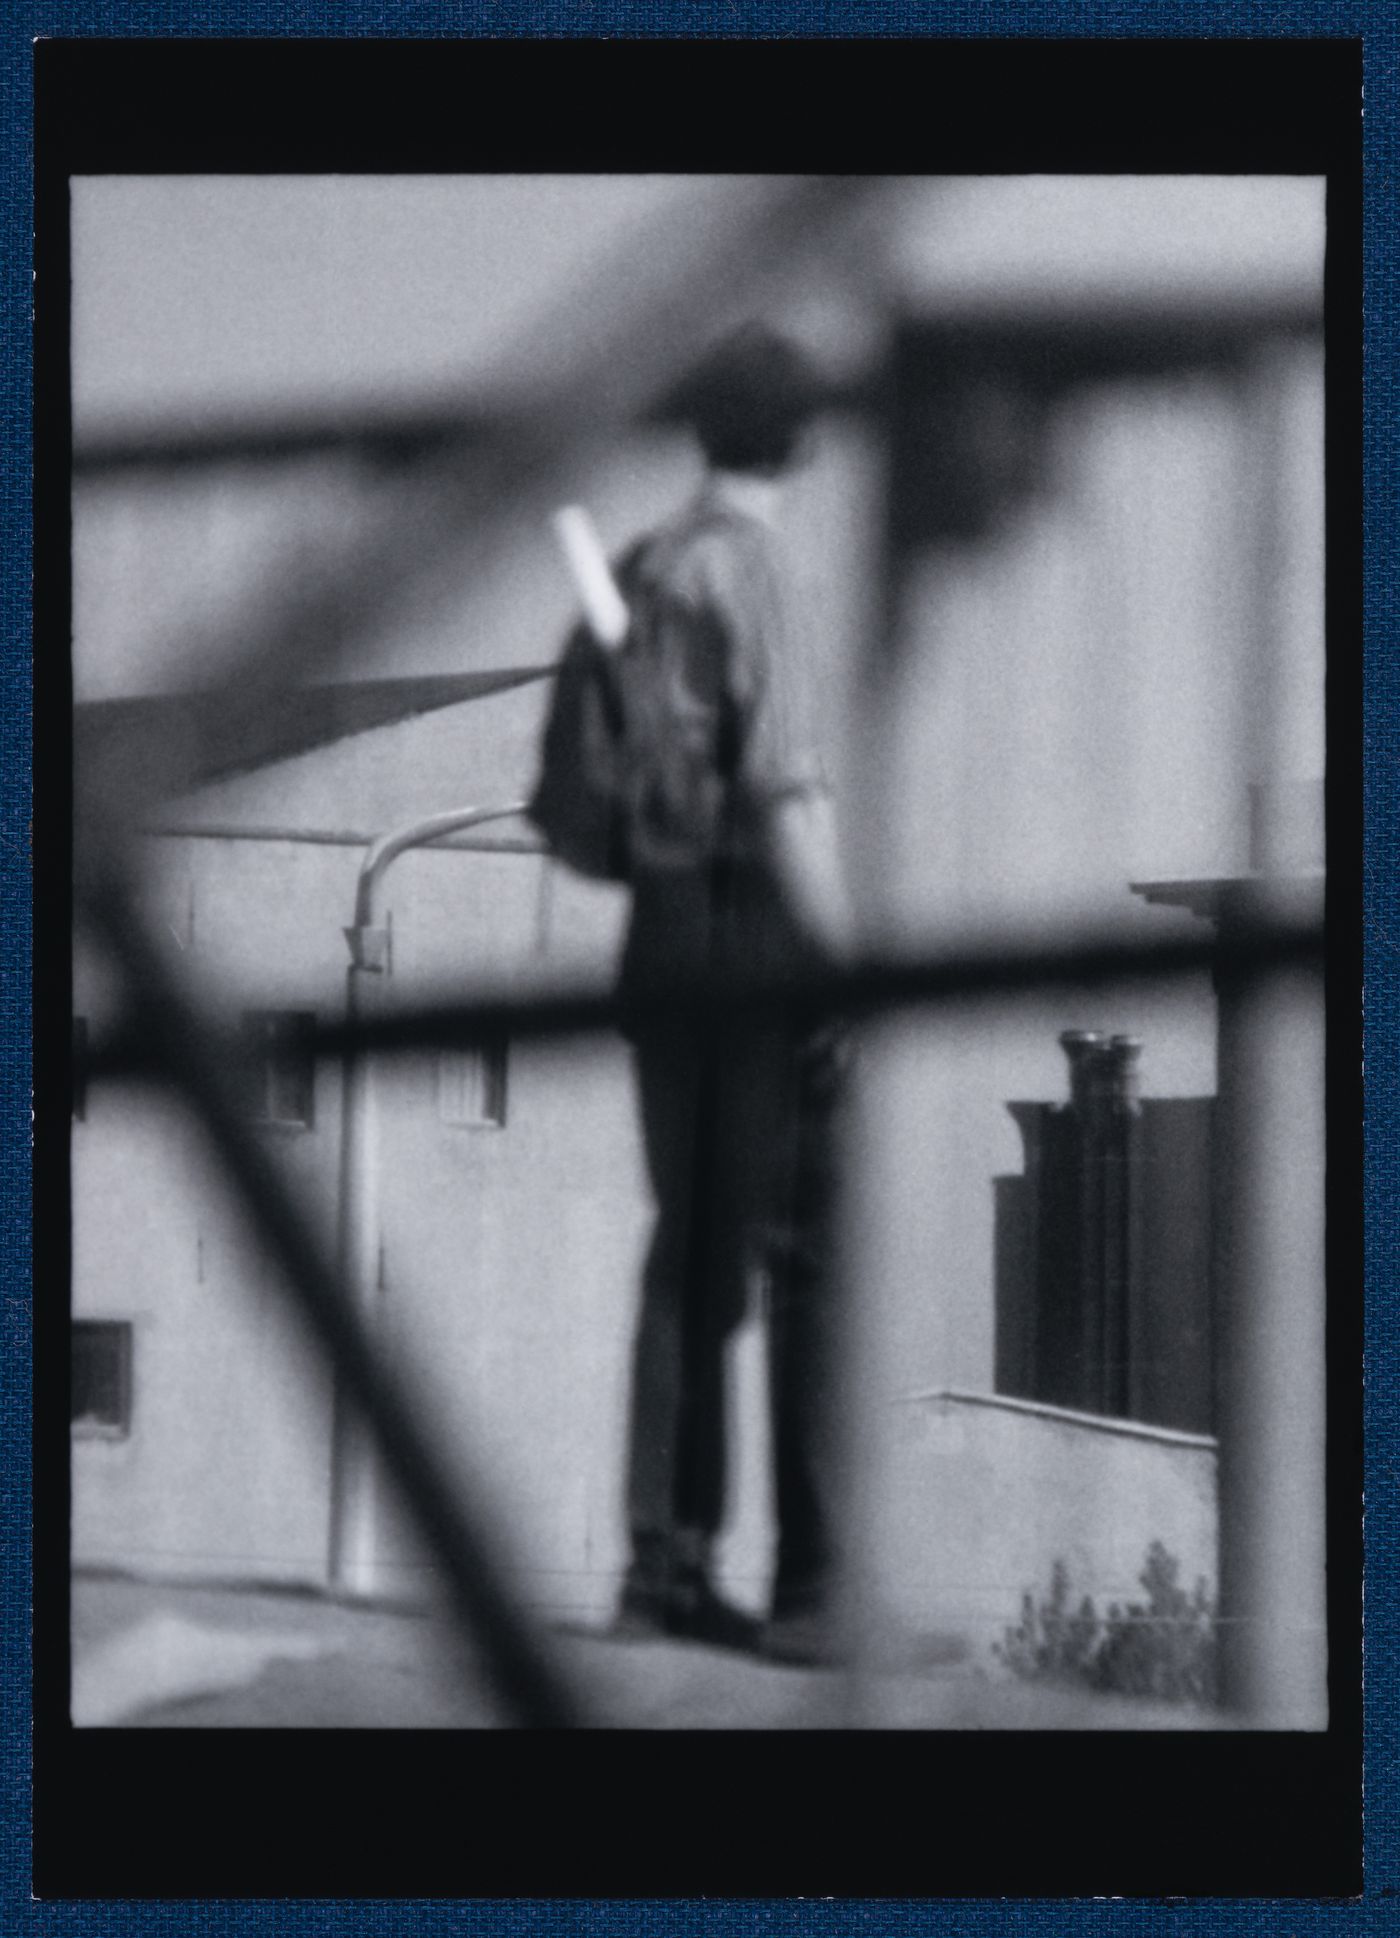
[995,1540,1218,1705]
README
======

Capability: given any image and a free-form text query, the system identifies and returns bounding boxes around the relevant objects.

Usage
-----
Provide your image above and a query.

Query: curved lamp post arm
[347,801,532,964]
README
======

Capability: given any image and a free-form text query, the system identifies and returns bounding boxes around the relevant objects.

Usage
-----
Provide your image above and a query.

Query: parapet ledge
[895,1386,1218,1453]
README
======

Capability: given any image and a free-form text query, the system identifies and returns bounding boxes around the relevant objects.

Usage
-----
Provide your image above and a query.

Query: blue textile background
[10,3,1393,1930]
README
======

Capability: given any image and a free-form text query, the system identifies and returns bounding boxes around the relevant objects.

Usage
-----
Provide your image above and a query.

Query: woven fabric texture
[11,6,1393,1931]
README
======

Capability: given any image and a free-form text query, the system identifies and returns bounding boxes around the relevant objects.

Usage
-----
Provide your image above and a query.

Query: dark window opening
[438,1037,509,1129]
[72,1320,133,1437]
[240,1010,317,1129]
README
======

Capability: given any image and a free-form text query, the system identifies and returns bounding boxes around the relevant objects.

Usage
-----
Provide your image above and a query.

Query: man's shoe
[665,1580,763,1653]
[611,1576,761,1652]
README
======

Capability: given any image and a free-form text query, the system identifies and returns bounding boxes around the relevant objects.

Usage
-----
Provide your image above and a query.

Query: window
[72,1321,132,1437]
[438,1038,509,1129]
[239,1010,317,1128]
[72,1015,87,1122]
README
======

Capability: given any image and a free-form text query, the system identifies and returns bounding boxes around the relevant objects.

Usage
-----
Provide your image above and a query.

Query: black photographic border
[30,36,1365,1903]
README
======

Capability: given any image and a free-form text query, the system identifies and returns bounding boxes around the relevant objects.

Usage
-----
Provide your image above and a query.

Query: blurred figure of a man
[610,325,852,1663]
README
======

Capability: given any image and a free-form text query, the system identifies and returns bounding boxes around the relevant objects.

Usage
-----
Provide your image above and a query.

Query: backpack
[527,533,744,883]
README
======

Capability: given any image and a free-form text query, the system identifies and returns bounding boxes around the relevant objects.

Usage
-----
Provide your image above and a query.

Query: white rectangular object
[551,504,630,648]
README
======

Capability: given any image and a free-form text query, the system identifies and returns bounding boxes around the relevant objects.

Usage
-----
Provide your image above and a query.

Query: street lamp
[327,801,530,1598]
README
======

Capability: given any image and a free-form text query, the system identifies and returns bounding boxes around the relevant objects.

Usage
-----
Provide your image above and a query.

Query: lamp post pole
[326,801,529,1598]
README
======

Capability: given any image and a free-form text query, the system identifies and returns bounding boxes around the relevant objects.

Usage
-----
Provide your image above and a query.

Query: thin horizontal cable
[143,822,548,853]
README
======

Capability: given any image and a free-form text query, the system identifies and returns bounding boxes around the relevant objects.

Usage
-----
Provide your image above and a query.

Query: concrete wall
[71,1078,338,1585]
[871,1390,1218,1666]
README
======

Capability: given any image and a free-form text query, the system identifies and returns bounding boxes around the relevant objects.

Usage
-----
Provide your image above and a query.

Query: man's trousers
[622,1014,844,1615]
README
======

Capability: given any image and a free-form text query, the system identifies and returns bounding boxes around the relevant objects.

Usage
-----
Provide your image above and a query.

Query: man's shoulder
[624,502,775,607]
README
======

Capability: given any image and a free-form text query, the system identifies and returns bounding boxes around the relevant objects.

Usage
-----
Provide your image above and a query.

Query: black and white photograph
[37,37,1362,1901]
